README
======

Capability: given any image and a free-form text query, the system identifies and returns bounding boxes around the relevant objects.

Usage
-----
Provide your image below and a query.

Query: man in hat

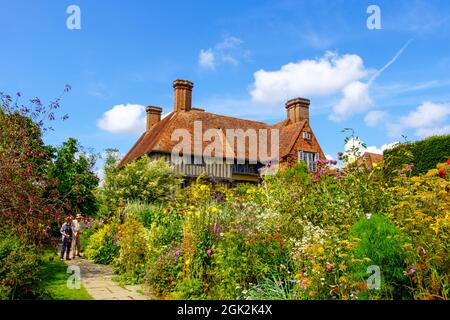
[72,213,85,258]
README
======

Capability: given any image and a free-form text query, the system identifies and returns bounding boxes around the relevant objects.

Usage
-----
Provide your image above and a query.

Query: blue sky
[1,0,450,171]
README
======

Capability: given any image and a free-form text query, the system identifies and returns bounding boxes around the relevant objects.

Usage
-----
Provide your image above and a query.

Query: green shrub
[113,220,150,284]
[146,245,183,296]
[384,134,450,176]
[80,226,96,252]
[84,224,119,264]
[347,214,410,299]
[99,155,182,216]
[0,230,43,299]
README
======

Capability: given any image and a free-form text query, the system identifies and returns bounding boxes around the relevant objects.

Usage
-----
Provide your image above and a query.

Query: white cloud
[325,154,334,160]
[250,51,370,105]
[97,104,146,134]
[216,35,243,50]
[345,137,399,155]
[330,81,372,122]
[199,35,248,71]
[415,126,450,138]
[364,110,387,127]
[387,101,450,138]
[199,49,215,70]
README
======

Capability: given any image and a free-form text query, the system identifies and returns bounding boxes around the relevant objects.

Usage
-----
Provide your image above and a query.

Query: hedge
[384,134,450,176]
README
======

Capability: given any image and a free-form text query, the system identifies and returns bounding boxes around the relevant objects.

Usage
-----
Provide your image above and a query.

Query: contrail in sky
[368,38,414,86]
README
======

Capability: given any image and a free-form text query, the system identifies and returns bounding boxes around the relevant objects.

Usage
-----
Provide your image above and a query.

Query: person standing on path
[72,213,84,258]
[60,216,74,260]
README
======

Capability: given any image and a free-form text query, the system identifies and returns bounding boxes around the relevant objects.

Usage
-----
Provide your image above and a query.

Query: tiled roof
[120,109,311,166]
[361,152,384,168]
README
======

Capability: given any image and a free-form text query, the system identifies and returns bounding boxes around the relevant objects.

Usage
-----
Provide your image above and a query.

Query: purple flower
[175,249,180,257]
[399,170,405,175]
[320,168,326,174]
[213,223,219,233]
[289,279,297,284]
[409,268,416,274]
[206,249,212,257]
[266,161,272,168]
[406,165,412,169]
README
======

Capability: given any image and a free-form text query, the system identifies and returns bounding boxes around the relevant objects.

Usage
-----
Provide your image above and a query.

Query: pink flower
[206,249,212,257]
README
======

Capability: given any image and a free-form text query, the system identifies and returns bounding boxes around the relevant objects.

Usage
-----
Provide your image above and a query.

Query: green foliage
[39,248,92,300]
[276,161,311,183]
[0,230,43,299]
[99,154,182,216]
[384,134,450,176]
[82,133,449,300]
[387,161,450,299]
[45,137,99,216]
[347,215,409,299]
[84,224,119,264]
[113,219,151,284]
[80,226,96,252]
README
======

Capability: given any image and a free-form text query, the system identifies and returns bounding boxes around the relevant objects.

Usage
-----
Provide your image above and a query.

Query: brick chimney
[173,79,193,112]
[285,98,310,123]
[146,106,162,131]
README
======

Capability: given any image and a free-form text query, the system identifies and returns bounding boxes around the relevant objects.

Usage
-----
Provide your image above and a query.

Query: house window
[298,150,319,172]
[302,131,312,140]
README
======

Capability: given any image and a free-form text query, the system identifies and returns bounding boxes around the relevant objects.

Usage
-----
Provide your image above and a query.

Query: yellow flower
[339,264,347,271]
[372,162,378,168]
[211,207,219,213]
[185,259,191,266]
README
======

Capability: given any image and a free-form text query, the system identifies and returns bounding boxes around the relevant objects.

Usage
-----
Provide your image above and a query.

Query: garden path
[65,258,153,300]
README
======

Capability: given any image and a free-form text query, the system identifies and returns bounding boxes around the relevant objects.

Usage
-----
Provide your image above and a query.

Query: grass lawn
[39,248,93,300]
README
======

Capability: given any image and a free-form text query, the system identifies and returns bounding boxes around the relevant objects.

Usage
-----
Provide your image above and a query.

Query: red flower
[447,159,450,165]
[439,169,446,177]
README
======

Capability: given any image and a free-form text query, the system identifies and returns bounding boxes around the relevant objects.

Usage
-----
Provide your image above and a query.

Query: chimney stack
[146,106,162,131]
[285,98,310,123]
[173,79,193,112]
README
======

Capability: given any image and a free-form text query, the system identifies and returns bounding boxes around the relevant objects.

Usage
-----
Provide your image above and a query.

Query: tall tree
[46,138,99,216]
[0,89,69,243]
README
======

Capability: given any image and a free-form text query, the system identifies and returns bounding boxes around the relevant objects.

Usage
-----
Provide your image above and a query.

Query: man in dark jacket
[60,216,74,260]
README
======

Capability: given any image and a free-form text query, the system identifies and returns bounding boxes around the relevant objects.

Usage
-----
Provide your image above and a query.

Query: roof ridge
[194,109,269,126]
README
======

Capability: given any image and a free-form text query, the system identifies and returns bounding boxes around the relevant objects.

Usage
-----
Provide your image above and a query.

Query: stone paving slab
[64,258,153,300]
